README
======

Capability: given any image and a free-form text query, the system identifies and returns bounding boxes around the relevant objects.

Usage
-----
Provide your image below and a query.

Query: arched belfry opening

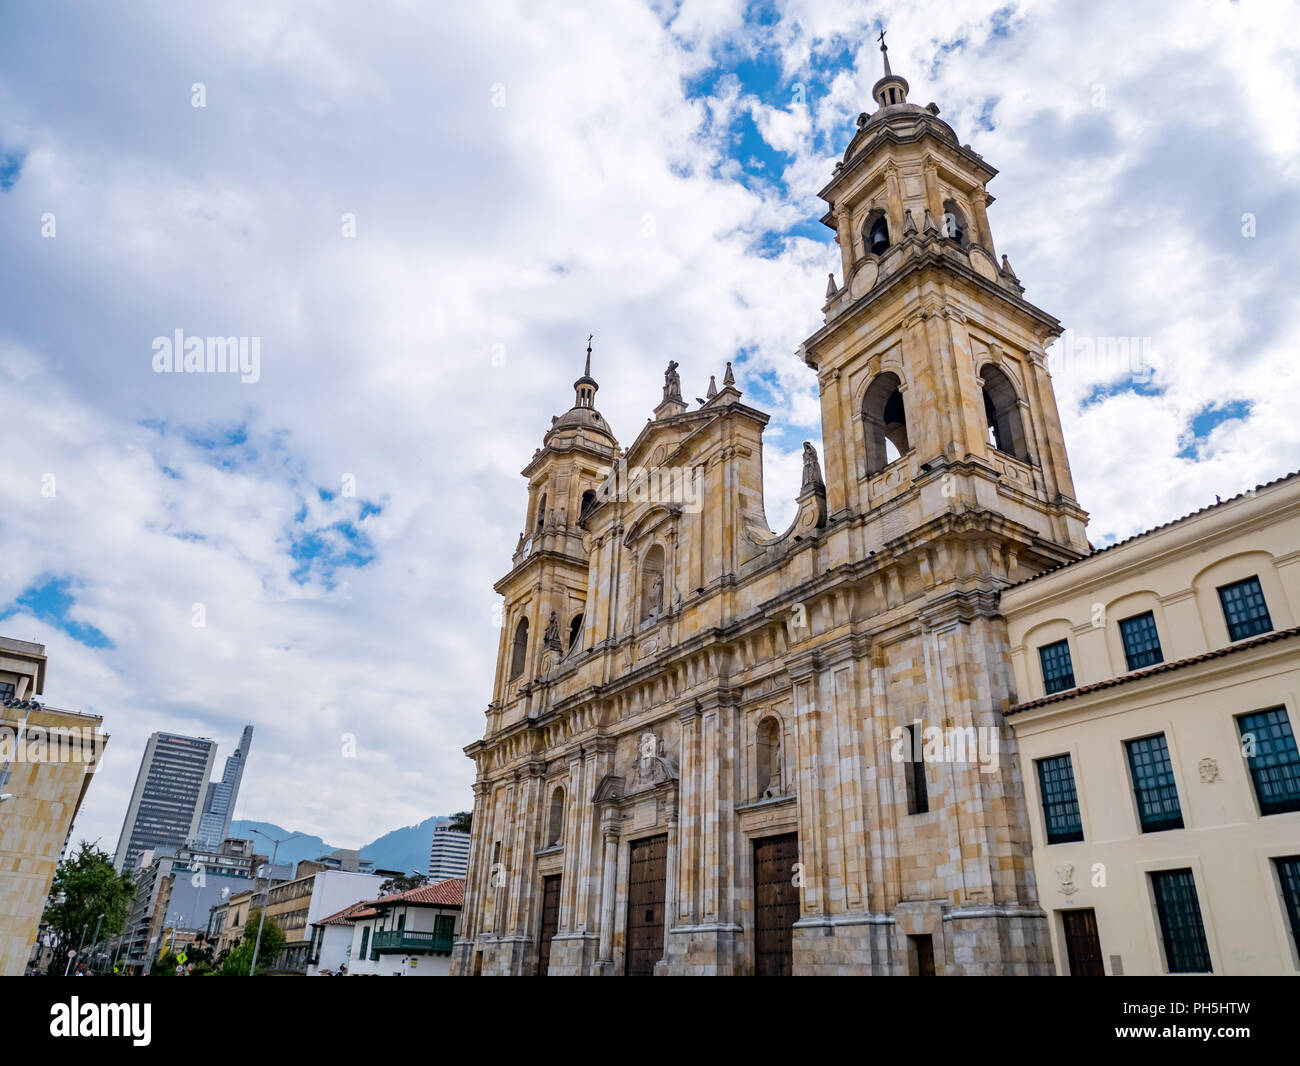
[568,612,584,650]
[863,372,910,473]
[509,617,529,679]
[866,210,890,256]
[941,199,969,247]
[980,365,1029,461]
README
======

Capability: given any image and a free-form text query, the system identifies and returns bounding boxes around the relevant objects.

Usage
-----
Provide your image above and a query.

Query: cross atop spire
[869,29,909,110]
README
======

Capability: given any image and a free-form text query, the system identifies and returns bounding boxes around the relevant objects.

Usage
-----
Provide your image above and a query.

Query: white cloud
[0,0,1296,851]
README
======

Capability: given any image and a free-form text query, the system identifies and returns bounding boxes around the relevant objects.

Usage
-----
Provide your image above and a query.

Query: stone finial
[825,272,839,298]
[999,254,1018,279]
[902,209,917,236]
[706,375,717,399]
[922,209,939,235]
[723,361,735,387]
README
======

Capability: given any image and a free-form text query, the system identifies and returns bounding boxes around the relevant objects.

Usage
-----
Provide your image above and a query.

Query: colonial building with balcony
[344,879,464,976]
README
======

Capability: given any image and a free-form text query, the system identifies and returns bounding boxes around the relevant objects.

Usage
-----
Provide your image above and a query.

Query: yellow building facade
[455,46,1094,976]
[0,637,108,976]
[1002,475,1300,975]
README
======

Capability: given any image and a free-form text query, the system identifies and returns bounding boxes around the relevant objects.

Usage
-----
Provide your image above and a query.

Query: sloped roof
[328,877,467,924]
[1004,471,1300,592]
[312,900,373,927]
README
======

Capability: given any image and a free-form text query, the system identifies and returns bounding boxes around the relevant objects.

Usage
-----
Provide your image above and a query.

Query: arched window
[568,612,584,650]
[579,489,597,523]
[980,365,1029,461]
[941,199,969,246]
[509,617,529,679]
[547,786,565,846]
[640,544,666,623]
[862,372,910,474]
[756,717,782,798]
[534,493,547,535]
[866,211,890,256]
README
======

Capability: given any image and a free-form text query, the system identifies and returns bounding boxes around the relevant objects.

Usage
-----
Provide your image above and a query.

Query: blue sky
[0,0,1297,849]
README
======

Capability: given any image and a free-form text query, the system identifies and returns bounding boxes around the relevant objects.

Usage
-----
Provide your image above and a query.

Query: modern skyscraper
[194,724,254,849]
[113,732,216,874]
[427,818,470,881]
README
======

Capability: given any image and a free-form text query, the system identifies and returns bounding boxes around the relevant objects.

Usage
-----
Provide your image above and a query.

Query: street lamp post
[247,830,299,976]
[86,913,104,973]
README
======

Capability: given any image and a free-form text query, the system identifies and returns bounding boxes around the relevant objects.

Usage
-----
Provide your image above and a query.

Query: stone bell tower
[489,340,618,726]
[808,36,1088,564]
[782,36,1091,973]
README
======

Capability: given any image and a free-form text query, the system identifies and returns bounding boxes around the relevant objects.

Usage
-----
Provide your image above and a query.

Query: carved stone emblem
[1198,757,1220,784]
[1056,864,1076,895]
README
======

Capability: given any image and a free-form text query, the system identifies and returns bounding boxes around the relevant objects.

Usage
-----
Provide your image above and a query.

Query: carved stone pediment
[592,774,626,803]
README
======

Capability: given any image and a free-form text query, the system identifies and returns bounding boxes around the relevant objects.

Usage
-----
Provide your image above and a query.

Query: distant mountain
[360,816,446,876]
[229,821,332,871]
[230,815,445,878]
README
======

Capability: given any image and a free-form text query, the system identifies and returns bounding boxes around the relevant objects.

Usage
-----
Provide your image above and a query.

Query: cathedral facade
[452,47,1092,976]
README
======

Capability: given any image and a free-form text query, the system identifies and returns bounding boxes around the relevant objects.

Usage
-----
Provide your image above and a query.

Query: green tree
[379,872,426,894]
[42,841,135,972]
[448,810,472,834]
[219,910,285,975]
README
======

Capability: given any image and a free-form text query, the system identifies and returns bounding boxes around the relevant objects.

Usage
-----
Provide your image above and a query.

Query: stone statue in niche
[762,731,785,798]
[648,574,664,616]
[544,611,562,650]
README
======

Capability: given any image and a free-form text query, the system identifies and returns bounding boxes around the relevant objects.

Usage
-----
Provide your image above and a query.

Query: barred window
[1038,639,1075,695]
[1036,754,1084,844]
[1218,576,1273,641]
[1126,734,1183,832]
[1119,611,1163,670]
[1151,868,1211,973]
[1237,708,1300,815]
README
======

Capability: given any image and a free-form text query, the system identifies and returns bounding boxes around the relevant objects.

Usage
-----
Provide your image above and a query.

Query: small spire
[573,334,598,408]
[723,361,735,387]
[878,29,891,77]
[706,375,717,399]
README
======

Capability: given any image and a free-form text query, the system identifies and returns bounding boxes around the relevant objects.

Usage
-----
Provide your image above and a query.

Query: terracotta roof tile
[312,900,374,927]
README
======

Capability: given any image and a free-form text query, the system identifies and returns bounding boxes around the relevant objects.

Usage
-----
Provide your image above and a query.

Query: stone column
[663,801,678,954]
[675,698,701,924]
[596,809,620,968]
